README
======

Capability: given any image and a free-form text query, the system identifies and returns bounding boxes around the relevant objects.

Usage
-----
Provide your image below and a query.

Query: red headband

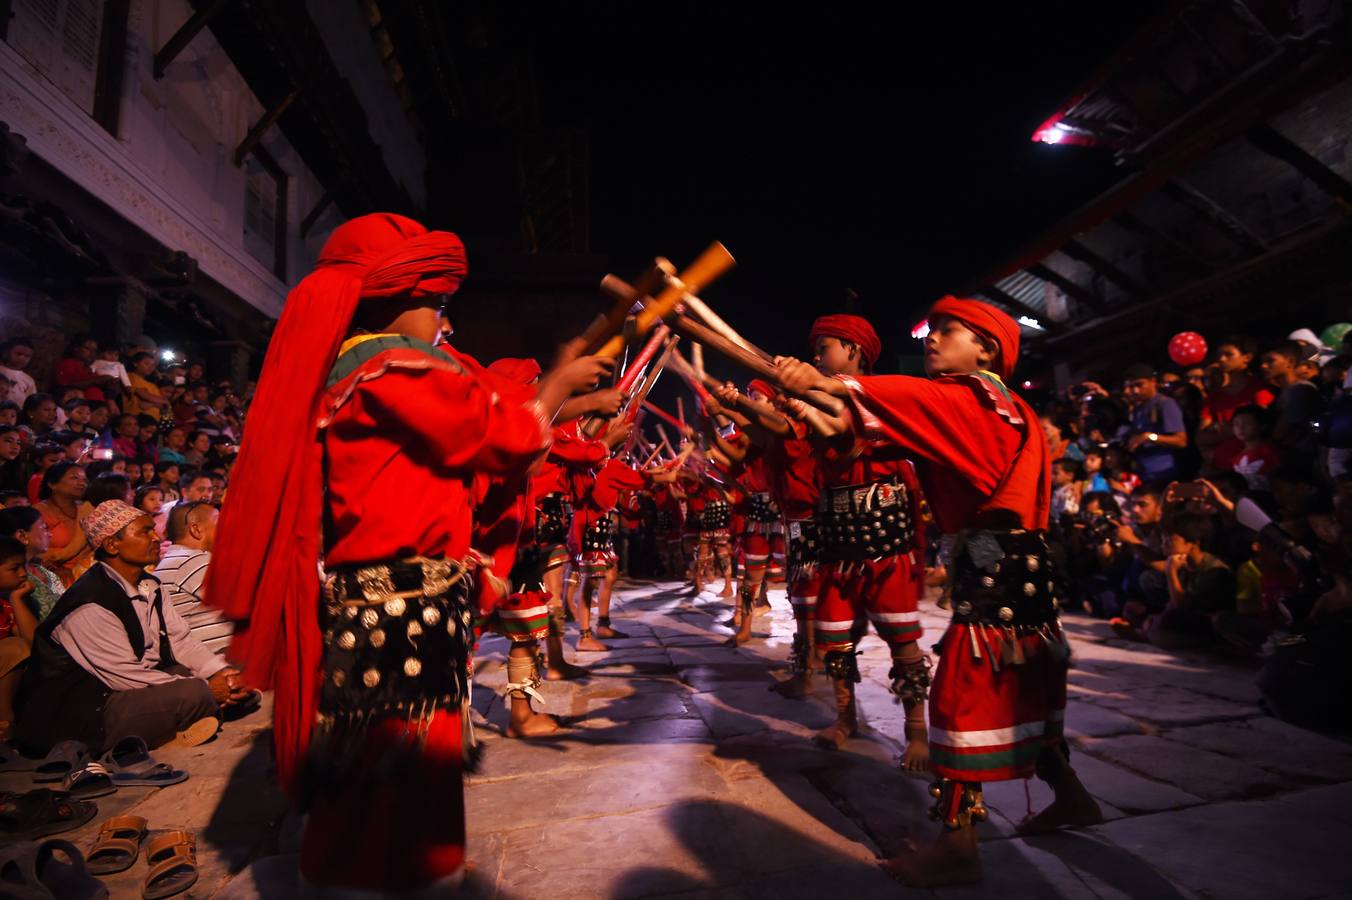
[927,296,1020,381]
[809,314,881,369]
[747,378,776,400]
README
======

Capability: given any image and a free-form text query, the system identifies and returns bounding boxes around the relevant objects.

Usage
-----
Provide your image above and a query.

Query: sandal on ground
[32,741,90,784]
[0,789,98,842]
[62,762,116,800]
[0,740,43,773]
[85,815,147,875]
[99,737,187,788]
[142,830,198,900]
[1,838,108,900]
[165,716,219,749]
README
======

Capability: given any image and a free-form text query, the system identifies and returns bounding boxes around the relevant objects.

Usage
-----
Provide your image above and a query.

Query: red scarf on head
[928,296,1021,382]
[809,314,881,370]
[205,213,467,797]
[747,378,776,399]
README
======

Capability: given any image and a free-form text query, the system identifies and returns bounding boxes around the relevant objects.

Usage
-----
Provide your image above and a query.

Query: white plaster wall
[0,0,342,315]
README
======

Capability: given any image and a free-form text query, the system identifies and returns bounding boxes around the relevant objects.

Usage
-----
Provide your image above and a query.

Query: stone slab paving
[12,578,1350,898]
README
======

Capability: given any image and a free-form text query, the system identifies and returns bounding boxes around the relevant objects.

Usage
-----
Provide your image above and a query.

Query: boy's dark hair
[1266,340,1305,366]
[31,441,64,463]
[1081,491,1121,516]
[1218,335,1258,360]
[129,351,155,366]
[0,338,34,354]
[86,473,131,507]
[49,430,85,449]
[136,414,158,429]
[0,401,19,414]
[0,505,41,534]
[134,484,163,508]
[1170,513,1218,551]
[62,397,92,414]
[0,535,26,565]
[1053,457,1084,480]
[0,424,19,438]
[1231,404,1272,432]
[155,461,181,477]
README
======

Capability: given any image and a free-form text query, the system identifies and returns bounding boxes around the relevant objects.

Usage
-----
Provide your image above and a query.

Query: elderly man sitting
[13,500,249,753]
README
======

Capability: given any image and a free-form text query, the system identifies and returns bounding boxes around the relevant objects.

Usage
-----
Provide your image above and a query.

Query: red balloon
[1168,331,1207,367]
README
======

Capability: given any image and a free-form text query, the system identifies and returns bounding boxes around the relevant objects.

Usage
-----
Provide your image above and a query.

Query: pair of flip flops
[0,788,98,842]
[85,817,198,900]
[27,738,187,792]
[0,838,107,900]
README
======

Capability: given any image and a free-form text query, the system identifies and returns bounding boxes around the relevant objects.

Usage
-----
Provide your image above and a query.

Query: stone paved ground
[9,580,1350,898]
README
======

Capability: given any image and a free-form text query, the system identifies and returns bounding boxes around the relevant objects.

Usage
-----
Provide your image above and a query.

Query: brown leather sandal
[86,815,147,875]
[142,830,198,900]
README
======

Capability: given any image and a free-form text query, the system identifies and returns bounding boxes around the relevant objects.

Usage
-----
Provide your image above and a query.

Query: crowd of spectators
[1037,324,1352,731]
[0,331,252,752]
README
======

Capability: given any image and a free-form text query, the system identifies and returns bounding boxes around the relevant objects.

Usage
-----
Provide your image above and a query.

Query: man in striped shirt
[154,501,233,654]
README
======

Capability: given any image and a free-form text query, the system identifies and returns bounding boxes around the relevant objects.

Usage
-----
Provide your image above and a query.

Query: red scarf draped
[205,213,467,796]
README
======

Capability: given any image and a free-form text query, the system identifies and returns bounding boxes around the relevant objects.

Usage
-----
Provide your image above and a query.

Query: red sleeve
[548,427,609,468]
[839,374,1014,498]
[352,366,549,475]
[54,359,87,386]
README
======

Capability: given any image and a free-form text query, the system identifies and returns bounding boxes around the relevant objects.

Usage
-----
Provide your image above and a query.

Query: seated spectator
[1201,335,1274,432]
[156,501,233,653]
[54,336,116,403]
[93,342,130,405]
[87,403,110,437]
[1261,340,1324,452]
[26,442,64,505]
[1212,405,1281,491]
[182,430,209,468]
[159,427,189,465]
[0,339,37,405]
[0,401,18,428]
[124,352,171,421]
[135,485,164,517]
[1109,484,1169,636]
[48,429,91,462]
[1051,457,1083,521]
[12,501,246,754]
[0,492,25,509]
[135,415,161,462]
[86,472,133,507]
[0,426,24,494]
[155,461,182,502]
[1213,538,1298,655]
[1080,445,1111,494]
[0,506,64,622]
[1122,363,1189,482]
[61,398,98,440]
[139,461,155,488]
[109,414,140,461]
[20,393,58,444]
[35,462,93,587]
[1144,514,1236,650]
[0,537,39,738]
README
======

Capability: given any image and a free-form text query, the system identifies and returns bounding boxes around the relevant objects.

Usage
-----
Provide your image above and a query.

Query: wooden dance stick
[602,274,776,368]
[595,242,735,359]
[675,286,758,356]
[582,263,667,355]
[677,396,686,427]
[663,313,842,414]
[696,371,788,428]
[623,335,678,424]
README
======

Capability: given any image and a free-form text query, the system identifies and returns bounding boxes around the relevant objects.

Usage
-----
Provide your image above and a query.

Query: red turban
[809,314,882,370]
[747,378,776,400]
[205,213,468,797]
[928,296,1021,382]
[487,357,542,385]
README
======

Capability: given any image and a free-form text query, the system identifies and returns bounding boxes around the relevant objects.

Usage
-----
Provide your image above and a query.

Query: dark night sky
[513,1,1166,370]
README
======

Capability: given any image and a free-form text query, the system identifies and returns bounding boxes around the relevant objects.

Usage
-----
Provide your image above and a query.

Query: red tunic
[764,422,820,521]
[838,373,1049,532]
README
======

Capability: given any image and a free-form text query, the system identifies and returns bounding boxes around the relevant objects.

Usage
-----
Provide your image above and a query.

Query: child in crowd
[156,461,182,502]
[25,443,63,506]
[135,484,165,517]
[0,402,17,428]
[0,536,38,738]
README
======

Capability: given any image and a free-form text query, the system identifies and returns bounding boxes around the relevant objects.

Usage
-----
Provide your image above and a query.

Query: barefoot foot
[1015,784,1104,835]
[813,716,857,750]
[595,625,629,640]
[769,672,813,699]
[506,710,563,739]
[880,831,983,888]
[545,660,589,681]
[900,734,931,774]
[575,634,609,652]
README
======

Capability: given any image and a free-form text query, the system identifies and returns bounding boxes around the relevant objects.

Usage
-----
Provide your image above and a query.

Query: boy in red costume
[795,316,930,769]
[776,296,1101,887]
[205,214,609,896]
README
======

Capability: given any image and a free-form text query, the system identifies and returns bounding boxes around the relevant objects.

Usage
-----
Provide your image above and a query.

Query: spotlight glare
[1017,316,1045,331]
[160,349,177,363]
